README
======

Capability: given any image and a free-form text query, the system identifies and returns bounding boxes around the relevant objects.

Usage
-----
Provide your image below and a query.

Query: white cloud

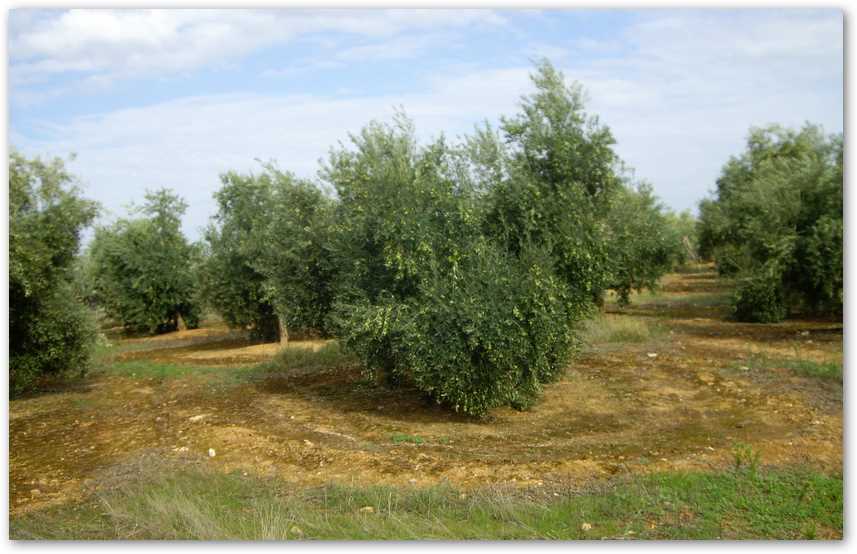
[9,8,506,92]
[12,9,842,240]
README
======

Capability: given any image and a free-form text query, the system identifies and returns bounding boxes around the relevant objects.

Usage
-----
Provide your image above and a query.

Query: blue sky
[8,8,844,240]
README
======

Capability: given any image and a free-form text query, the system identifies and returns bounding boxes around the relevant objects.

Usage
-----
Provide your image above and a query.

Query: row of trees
[697,124,843,322]
[10,62,691,408]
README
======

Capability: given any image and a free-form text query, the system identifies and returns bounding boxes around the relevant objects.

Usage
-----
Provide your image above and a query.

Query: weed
[732,443,761,475]
[264,341,357,374]
[581,315,667,347]
[391,434,424,445]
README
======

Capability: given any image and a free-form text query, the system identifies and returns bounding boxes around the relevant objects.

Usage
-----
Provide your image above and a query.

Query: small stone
[30,489,42,497]
[647,353,658,359]
[189,414,207,423]
[581,522,592,532]
[359,506,375,514]
[208,448,216,458]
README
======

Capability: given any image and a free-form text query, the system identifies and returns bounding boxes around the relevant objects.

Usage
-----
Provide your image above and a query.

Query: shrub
[9,151,99,394]
[733,273,787,323]
[11,282,98,393]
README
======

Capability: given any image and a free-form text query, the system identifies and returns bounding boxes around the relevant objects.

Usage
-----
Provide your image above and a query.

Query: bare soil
[9,266,842,514]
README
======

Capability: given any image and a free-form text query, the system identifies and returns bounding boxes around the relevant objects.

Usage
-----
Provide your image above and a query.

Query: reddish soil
[9,266,842,514]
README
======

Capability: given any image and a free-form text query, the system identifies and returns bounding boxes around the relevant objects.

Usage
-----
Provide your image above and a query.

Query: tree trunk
[176,313,187,331]
[278,316,289,346]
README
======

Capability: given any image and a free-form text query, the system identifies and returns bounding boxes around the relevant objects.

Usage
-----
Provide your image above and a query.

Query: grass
[10,465,842,540]
[391,433,425,445]
[97,359,251,381]
[734,355,842,382]
[581,314,667,346]
[264,341,357,374]
[90,338,356,384]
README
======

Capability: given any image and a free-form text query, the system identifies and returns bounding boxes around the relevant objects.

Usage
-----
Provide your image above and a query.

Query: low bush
[733,273,787,323]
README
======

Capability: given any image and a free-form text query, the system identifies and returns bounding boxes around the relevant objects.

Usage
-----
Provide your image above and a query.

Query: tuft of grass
[10,465,842,540]
[265,341,357,374]
[734,355,842,382]
[581,314,667,347]
[391,433,424,445]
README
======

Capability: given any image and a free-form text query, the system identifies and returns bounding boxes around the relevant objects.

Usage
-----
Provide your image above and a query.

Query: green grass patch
[10,465,842,540]
[581,314,667,346]
[734,355,842,382]
[95,359,253,383]
[391,433,424,445]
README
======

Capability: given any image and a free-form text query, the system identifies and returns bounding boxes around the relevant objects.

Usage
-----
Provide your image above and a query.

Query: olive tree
[89,189,201,334]
[604,182,683,305]
[484,60,622,307]
[324,110,583,416]
[200,167,338,342]
[697,124,842,321]
[9,151,99,394]
[199,171,280,340]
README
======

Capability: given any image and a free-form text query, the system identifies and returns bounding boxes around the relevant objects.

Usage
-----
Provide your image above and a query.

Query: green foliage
[323,61,687,414]
[733,272,787,323]
[88,189,201,334]
[200,167,338,340]
[604,183,681,305]
[485,60,620,306]
[663,209,698,266]
[256,168,338,337]
[199,171,280,340]
[9,151,99,395]
[324,106,587,416]
[697,124,842,321]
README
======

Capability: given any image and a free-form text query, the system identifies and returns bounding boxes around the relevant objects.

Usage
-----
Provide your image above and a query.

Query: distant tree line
[10,61,699,407]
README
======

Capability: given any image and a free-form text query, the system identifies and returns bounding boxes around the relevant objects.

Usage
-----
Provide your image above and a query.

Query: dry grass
[581,314,667,347]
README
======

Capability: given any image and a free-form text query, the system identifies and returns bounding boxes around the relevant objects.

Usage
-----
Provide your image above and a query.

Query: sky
[8,8,844,241]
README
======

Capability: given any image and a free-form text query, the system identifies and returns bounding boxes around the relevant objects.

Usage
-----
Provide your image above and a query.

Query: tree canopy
[9,151,99,394]
[697,124,842,322]
[89,189,201,334]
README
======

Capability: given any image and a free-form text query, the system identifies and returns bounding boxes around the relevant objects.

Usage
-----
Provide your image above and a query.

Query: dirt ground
[9,266,843,515]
